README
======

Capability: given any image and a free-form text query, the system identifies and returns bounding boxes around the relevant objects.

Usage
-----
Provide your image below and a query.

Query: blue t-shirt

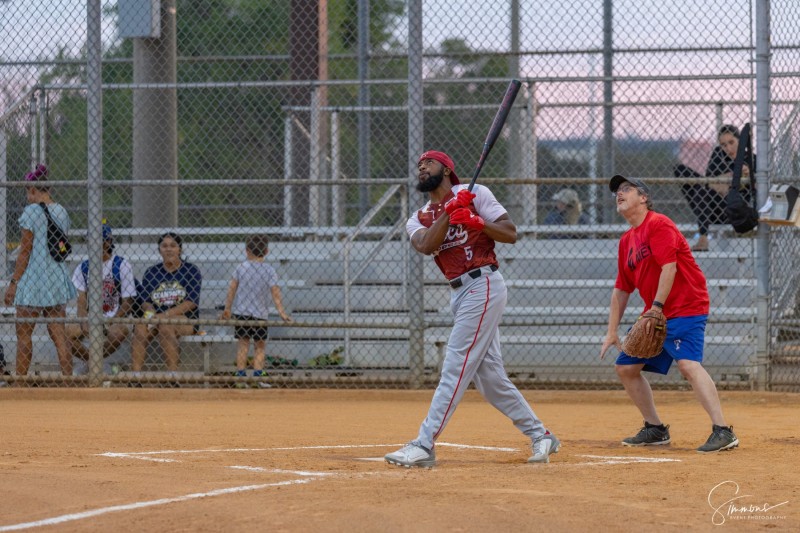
[140,262,202,320]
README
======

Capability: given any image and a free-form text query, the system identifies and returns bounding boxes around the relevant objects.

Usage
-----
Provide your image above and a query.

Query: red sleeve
[648,216,681,266]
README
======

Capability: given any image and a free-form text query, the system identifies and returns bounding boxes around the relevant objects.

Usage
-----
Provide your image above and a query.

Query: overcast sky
[1,0,798,142]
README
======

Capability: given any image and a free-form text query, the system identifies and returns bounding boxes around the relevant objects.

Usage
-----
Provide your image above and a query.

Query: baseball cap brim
[609,174,649,194]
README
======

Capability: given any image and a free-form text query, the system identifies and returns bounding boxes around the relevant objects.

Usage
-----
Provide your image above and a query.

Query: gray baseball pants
[416,266,546,450]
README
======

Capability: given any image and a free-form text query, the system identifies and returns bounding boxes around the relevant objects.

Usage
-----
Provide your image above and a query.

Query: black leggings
[673,164,727,236]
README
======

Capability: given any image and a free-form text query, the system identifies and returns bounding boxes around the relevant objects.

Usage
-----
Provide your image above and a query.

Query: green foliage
[15,0,406,230]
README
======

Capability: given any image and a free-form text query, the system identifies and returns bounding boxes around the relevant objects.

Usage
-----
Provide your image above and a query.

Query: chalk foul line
[0,480,314,532]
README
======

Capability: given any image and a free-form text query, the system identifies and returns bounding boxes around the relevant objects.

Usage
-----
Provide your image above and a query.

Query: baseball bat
[467,79,523,192]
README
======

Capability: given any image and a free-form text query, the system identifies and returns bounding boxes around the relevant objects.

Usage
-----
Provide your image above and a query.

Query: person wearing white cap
[66,223,137,372]
[543,188,589,238]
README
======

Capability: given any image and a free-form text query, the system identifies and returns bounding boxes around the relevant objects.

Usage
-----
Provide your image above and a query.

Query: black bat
[467,79,523,192]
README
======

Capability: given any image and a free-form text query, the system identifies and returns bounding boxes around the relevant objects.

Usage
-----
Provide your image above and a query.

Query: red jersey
[406,184,506,280]
[615,210,709,318]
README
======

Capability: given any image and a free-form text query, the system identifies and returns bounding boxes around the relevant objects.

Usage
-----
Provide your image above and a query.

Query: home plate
[356,457,387,462]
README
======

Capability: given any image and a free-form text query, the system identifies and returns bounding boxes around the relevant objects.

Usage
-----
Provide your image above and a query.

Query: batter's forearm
[413,215,451,254]
[482,218,516,244]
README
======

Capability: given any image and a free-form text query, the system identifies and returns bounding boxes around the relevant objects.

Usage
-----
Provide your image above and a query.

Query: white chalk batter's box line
[0,445,681,531]
[96,442,521,466]
[97,444,682,467]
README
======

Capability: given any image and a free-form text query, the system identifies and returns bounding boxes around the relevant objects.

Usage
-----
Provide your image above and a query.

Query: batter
[384,150,559,468]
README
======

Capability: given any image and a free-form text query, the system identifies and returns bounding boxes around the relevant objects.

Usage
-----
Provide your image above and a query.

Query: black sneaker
[697,425,739,453]
[622,421,671,446]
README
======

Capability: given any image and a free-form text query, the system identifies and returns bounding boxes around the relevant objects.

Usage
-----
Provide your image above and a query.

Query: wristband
[652,301,664,308]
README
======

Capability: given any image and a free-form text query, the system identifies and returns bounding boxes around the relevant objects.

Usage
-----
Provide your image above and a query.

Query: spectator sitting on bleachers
[131,232,202,386]
[543,188,590,238]
[66,223,137,374]
[673,124,757,252]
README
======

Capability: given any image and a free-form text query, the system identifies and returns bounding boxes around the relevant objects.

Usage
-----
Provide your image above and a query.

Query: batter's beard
[416,169,444,192]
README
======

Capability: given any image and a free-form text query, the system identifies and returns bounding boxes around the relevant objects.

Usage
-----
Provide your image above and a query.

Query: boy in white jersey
[67,223,136,372]
[221,235,291,387]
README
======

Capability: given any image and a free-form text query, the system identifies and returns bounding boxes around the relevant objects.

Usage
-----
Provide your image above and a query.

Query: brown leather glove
[621,308,667,359]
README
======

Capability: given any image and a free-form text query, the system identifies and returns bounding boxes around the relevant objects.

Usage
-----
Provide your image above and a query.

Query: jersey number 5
[464,246,473,261]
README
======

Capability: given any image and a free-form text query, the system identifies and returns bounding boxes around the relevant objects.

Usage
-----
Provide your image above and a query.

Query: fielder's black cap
[609,174,650,195]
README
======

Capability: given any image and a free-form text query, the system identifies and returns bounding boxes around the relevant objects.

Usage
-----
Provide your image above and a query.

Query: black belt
[449,264,498,289]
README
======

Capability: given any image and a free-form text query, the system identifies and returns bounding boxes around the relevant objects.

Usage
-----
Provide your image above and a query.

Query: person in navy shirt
[131,232,202,382]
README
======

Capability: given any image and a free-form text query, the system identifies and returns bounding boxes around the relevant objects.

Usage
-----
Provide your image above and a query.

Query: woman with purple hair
[4,164,76,378]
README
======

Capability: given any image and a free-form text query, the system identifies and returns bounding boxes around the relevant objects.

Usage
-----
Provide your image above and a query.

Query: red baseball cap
[418,150,460,184]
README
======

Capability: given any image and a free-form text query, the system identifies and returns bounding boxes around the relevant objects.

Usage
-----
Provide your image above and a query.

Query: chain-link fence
[0,0,798,389]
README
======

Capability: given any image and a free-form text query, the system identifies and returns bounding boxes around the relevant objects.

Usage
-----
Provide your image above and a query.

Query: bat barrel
[467,79,523,191]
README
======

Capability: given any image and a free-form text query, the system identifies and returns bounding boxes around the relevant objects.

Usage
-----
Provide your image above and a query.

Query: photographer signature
[708,481,789,525]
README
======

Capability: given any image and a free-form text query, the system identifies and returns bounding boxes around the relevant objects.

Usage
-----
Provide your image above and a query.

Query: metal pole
[0,130,7,273]
[309,86,321,227]
[715,102,724,136]
[38,90,47,164]
[357,0,371,218]
[588,56,599,223]
[86,0,105,386]
[283,114,293,226]
[602,0,614,222]
[407,0,426,389]
[131,0,178,232]
[521,83,537,226]
[29,92,37,167]
[754,0,771,391]
[508,0,521,207]
[331,111,342,226]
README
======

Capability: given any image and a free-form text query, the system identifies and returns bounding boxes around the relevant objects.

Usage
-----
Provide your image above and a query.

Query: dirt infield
[0,389,797,531]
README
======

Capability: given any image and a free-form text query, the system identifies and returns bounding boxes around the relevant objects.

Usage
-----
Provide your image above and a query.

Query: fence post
[86,0,105,386]
[754,0,772,391]
[29,92,37,168]
[407,0,426,389]
[331,111,343,226]
[309,86,321,227]
[284,114,293,226]
[0,129,6,273]
[521,83,537,227]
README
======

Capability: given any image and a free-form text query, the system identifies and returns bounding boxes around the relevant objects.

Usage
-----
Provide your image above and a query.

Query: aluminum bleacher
[4,224,758,384]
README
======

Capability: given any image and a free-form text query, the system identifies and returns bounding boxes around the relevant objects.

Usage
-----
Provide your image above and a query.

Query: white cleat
[385,441,436,468]
[528,432,561,464]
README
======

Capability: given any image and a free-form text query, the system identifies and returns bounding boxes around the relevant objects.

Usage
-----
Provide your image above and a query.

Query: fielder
[600,175,739,453]
[384,150,559,468]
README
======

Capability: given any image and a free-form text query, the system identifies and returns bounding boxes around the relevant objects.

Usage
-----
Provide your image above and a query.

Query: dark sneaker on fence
[697,425,739,453]
[622,421,671,446]
[384,441,436,468]
[528,431,561,463]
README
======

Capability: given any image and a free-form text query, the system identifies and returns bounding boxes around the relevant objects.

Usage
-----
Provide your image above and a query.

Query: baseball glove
[621,308,667,359]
